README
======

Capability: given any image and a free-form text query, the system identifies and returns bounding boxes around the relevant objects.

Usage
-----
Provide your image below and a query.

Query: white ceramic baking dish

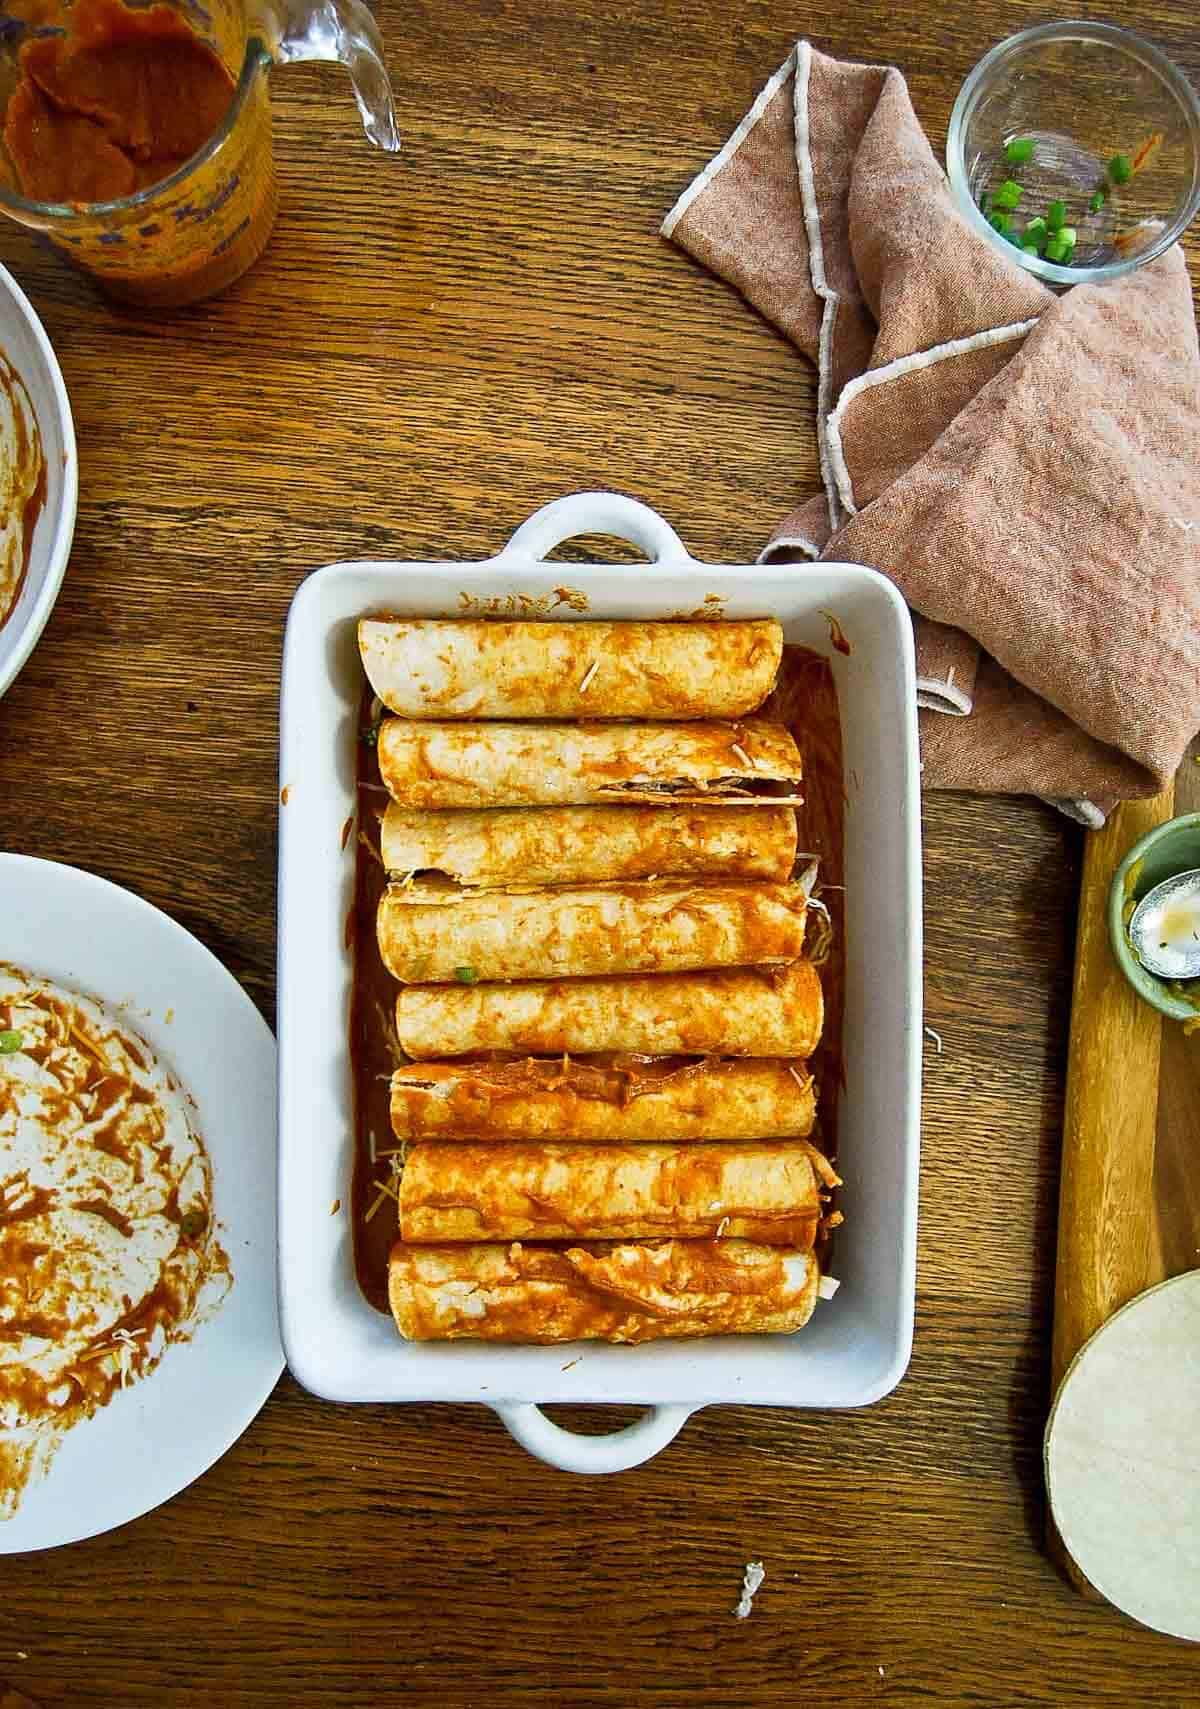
[277,492,922,1474]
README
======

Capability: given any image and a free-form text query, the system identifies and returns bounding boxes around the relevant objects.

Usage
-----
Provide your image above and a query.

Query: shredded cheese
[734,1560,765,1619]
[364,1179,398,1223]
[68,1024,109,1067]
[730,743,752,769]
[818,1275,840,1300]
[787,1065,809,1093]
[924,1025,943,1055]
[578,659,600,694]
[110,1327,144,1389]
[356,828,385,869]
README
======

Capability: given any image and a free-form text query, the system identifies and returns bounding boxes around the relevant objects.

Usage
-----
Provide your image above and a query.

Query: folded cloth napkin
[663,41,1200,824]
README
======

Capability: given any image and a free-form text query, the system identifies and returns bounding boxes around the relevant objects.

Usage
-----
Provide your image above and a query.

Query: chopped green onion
[1021,243,1041,257]
[0,1029,23,1054]
[1005,228,1024,248]
[1045,225,1077,266]
[1005,136,1035,164]
[1023,217,1048,250]
[454,966,479,985]
[360,723,380,747]
[989,212,1011,234]
[1089,189,1107,214]
[992,178,1023,211]
[979,192,990,218]
[1046,200,1067,233]
[180,1209,207,1238]
[1109,153,1132,185]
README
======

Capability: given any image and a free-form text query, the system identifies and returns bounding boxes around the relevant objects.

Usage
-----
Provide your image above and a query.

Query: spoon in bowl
[1127,868,1200,980]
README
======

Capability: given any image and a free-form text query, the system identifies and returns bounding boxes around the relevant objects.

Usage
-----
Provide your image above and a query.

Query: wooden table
[2,0,1198,1701]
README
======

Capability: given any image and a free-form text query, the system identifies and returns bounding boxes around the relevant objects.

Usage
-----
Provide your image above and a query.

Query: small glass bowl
[947,21,1200,286]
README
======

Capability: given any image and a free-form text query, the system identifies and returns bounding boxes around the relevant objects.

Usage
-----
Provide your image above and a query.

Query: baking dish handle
[501,491,692,568]
[495,1401,695,1474]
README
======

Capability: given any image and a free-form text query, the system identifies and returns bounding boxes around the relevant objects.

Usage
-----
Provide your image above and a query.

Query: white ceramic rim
[276,491,923,1476]
[946,19,1200,285]
[0,261,77,701]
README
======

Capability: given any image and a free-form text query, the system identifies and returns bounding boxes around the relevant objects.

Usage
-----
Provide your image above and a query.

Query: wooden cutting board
[1049,741,1200,1594]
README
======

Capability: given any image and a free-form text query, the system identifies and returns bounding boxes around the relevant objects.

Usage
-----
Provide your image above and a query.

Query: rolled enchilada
[380,802,798,887]
[377,878,808,984]
[397,1140,838,1244]
[387,1238,822,1342]
[389,1056,816,1143]
[359,617,783,720]
[394,963,824,1060]
[375,717,803,809]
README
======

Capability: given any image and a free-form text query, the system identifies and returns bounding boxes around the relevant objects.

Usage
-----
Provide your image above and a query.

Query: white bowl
[276,493,923,1475]
[0,262,76,700]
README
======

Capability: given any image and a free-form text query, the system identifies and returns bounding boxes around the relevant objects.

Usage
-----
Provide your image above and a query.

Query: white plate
[0,263,77,701]
[277,492,923,1475]
[0,854,282,1551]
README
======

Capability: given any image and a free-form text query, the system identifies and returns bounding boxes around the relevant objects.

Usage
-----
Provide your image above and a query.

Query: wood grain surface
[1,0,1198,1703]
[1048,788,1171,1599]
[1052,746,1200,1398]
[1048,742,1200,1599]
[1052,788,1173,1401]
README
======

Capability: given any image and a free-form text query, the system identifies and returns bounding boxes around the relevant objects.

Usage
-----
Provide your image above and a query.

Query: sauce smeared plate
[0,855,280,1552]
[0,967,231,1519]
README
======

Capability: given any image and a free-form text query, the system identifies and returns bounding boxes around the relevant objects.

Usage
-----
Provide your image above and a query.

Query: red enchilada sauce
[348,646,846,1314]
[4,0,235,205]
[349,708,404,1311]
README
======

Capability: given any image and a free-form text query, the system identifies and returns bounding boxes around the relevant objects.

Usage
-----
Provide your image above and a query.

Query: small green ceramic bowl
[1108,811,1200,1022]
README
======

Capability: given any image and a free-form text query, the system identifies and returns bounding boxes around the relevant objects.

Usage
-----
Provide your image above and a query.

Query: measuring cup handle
[265,0,400,152]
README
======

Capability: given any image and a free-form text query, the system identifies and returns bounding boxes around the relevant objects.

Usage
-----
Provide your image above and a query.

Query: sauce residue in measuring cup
[4,0,235,206]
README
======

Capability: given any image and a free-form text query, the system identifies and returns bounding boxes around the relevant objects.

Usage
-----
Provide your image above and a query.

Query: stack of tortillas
[1045,1271,1200,1639]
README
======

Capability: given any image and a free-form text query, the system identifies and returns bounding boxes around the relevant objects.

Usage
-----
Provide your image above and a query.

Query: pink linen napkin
[663,42,1200,823]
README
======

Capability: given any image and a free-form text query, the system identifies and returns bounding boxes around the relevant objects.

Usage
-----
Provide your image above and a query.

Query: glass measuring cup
[0,0,399,306]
